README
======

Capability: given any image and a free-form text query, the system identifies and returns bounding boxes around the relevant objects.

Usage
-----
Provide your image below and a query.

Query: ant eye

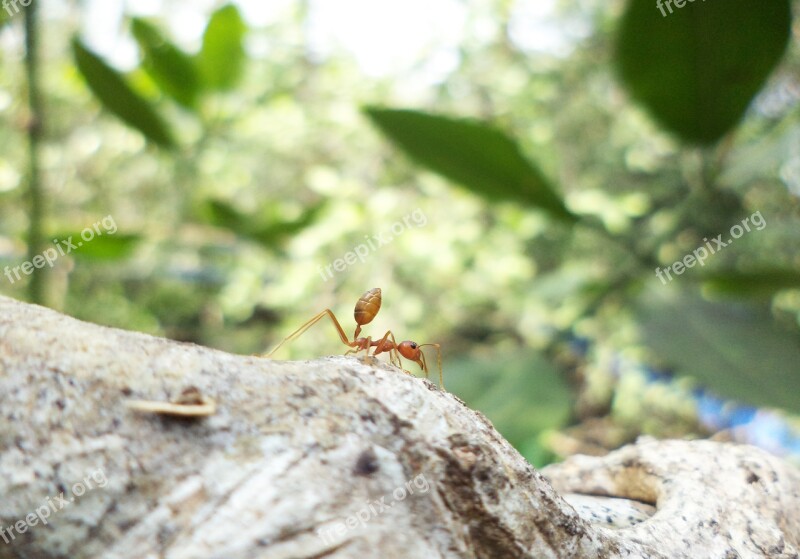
[410,342,417,349]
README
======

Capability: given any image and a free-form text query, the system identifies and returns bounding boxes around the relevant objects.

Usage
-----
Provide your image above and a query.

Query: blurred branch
[24,2,45,304]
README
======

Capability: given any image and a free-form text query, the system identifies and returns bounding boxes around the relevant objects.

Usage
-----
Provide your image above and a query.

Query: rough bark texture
[0,295,798,559]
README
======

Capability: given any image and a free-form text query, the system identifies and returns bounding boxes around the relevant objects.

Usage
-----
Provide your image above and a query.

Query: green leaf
[365,108,577,223]
[198,200,325,247]
[131,18,200,111]
[55,233,140,261]
[445,350,573,464]
[637,289,800,413]
[615,0,791,145]
[249,203,326,246]
[198,4,246,91]
[702,270,800,298]
[72,38,176,148]
[200,199,241,230]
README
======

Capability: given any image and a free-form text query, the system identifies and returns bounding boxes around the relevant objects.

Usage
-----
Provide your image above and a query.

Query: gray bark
[0,295,797,558]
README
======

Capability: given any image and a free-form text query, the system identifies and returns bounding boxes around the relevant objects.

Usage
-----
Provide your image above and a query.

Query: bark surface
[0,295,797,559]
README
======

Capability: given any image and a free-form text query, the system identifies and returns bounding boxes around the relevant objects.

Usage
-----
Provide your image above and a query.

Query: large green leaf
[365,108,577,223]
[445,350,572,466]
[131,18,200,111]
[616,0,791,145]
[198,4,246,92]
[636,290,800,413]
[72,38,175,148]
[702,270,800,298]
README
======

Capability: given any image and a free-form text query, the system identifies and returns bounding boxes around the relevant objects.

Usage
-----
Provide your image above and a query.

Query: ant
[265,288,443,388]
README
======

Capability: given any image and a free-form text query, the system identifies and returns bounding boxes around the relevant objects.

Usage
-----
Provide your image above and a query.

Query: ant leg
[345,337,372,357]
[371,330,406,370]
[419,344,443,389]
[264,309,354,357]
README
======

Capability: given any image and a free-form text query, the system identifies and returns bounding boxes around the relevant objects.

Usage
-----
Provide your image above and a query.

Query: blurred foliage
[445,350,572,467]
[638,290,800,412]
[1,0,800,464]
[365,108,577,222]
[197,4,246,92]
[616,0,792,144]
[130,18,200,111]
[72,38,176,148]
[197,199,327,248]
[366,0,800,421]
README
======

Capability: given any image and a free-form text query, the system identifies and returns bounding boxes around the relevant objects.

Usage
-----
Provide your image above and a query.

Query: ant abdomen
[354,288,381,326]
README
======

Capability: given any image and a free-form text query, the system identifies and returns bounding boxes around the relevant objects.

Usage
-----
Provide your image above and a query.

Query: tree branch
[0,295,797,558]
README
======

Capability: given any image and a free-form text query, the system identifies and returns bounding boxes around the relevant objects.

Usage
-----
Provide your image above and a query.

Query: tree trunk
[0,295,797,558]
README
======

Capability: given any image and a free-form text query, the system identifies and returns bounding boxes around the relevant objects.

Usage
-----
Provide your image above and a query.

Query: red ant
[265,288,443,388]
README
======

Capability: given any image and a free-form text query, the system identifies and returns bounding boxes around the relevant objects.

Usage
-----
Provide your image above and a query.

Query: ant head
[397,340,425,370]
